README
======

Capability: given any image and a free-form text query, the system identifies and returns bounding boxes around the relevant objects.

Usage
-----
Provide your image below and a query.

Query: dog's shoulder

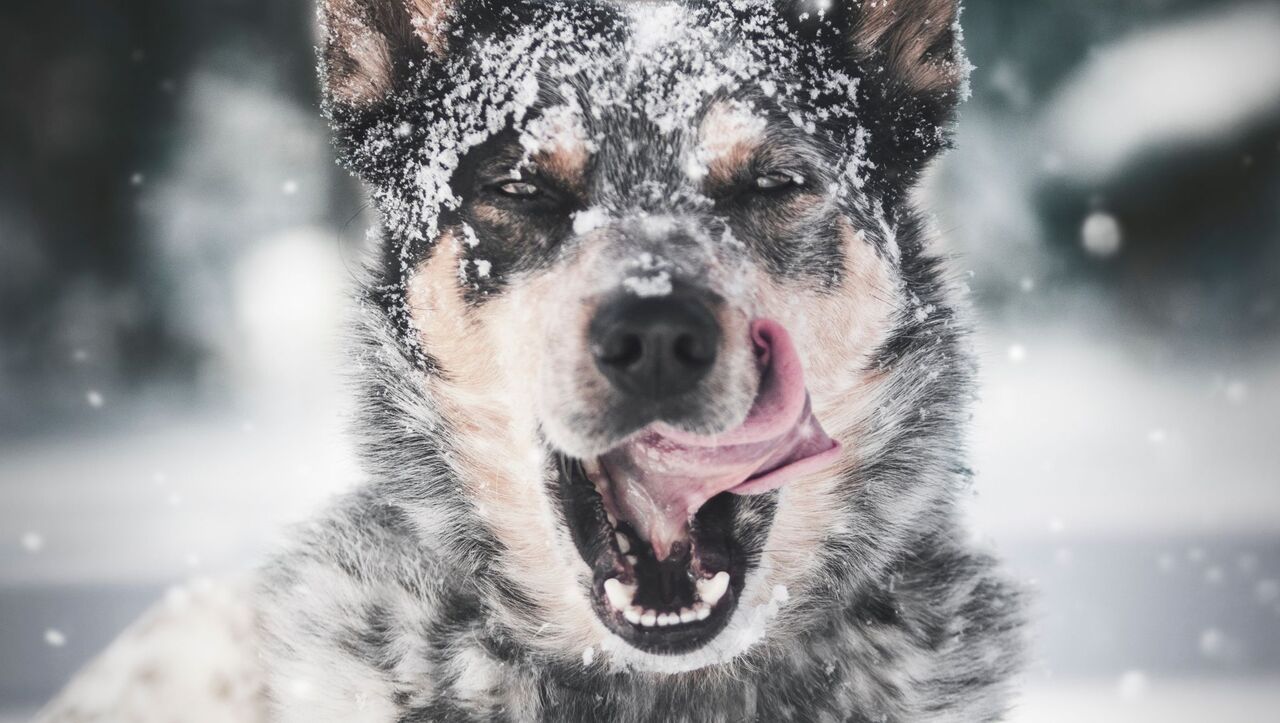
[255,486,457,721]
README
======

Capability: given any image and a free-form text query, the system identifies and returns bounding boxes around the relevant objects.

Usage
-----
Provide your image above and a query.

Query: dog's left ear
[844,0,964,98]
[784,0,966,189]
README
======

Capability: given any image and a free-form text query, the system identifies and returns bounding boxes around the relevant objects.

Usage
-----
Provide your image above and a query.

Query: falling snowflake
[1116,670,1149,701]
[1081,211,1123,258]
[20,531,45,553]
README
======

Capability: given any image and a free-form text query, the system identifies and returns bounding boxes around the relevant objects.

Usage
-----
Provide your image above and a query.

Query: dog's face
[321,0,965,668]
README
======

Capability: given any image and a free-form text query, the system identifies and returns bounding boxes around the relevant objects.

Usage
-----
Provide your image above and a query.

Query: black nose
[589,294,720,400]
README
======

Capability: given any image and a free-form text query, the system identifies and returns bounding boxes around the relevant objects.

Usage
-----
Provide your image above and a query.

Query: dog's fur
[257,1,1026,721]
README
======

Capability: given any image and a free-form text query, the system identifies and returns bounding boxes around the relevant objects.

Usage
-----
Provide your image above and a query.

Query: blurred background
[1,0,1277,719]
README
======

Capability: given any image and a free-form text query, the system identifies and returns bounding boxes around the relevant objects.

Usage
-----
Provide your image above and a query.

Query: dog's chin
[553,453,754,655]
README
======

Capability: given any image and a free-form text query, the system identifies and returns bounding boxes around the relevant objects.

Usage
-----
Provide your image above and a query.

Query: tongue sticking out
[597,320,841,560]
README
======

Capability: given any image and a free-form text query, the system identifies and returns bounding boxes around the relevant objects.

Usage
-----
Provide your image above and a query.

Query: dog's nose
[589,294,720,400]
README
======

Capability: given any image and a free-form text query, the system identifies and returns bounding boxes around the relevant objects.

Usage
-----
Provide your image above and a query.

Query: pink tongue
[597,320,841,559]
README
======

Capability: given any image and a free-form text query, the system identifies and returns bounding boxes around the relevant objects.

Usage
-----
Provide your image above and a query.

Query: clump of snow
[582,646,594,666]
[628,1,686,55]
[623,272,673,298]
[1081,212,1123,258]
[622,251,675,297]
[572,207,610,236]
[460,223,480,248]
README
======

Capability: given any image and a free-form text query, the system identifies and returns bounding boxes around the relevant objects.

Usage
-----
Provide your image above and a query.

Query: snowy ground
[1010,677,1280,722]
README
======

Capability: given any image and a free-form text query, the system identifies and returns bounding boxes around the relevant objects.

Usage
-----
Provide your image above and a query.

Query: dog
[262,0,1023,720]
[26,2,1022,721]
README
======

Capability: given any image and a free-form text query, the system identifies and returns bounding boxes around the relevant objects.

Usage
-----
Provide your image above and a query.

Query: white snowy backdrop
[1,0,1278,720]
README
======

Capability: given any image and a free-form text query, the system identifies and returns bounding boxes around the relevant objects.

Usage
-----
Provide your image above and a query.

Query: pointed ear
[318,0,460,107]
[848,0,964,97]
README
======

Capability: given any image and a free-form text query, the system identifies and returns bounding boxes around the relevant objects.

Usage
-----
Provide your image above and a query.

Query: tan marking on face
[696,100,767,186]
[740,220,902,610]
[852,0,962,94]
[406,233,604,653]
[522,105,592,192]
[531,148,588,192]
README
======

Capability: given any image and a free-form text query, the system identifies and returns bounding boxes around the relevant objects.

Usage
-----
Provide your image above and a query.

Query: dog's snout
[589,294,720,400]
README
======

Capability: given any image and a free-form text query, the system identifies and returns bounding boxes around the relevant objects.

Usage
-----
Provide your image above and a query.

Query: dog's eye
[495,181,543,199]
[754,172,804,191]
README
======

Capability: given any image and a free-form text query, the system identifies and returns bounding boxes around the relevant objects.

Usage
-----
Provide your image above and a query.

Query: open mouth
[555,321,841,654]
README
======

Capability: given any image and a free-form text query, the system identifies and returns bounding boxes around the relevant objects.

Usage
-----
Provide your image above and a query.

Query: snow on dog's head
[320,0,969,668]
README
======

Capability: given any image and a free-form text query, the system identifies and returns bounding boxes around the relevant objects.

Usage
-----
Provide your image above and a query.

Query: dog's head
[321,0,969,669]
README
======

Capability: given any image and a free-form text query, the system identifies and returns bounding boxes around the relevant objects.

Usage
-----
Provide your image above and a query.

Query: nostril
[597,333,644,368]
[673,333,714,367]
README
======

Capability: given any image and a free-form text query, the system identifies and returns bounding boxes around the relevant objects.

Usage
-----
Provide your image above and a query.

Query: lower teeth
[604,572,727,628]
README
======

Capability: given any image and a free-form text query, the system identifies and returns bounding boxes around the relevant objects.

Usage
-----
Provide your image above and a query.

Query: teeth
[696,571,730,606]
[628,604,708,628]
[625,554,638,566]
[603,578,636,611]
[606,512,618,527]
[615,533,631,554]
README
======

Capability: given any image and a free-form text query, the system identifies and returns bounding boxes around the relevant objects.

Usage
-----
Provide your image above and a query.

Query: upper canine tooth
[603,578,636,610]
[615,533,631,554]
[697,571,730,606]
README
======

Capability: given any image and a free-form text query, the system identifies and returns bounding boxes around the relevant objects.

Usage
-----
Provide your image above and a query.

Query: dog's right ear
[318,0,460,107]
